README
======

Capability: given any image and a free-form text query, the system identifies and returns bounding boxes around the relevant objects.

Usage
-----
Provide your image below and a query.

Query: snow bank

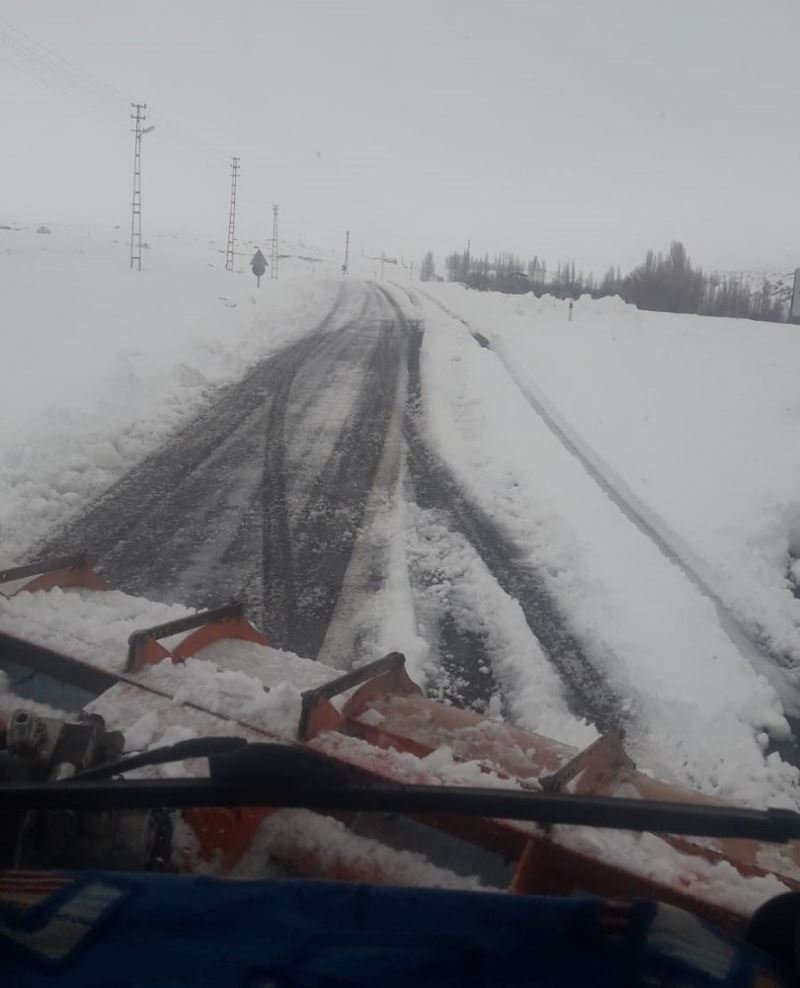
[427,285,800,670]
[411,287,799,809]
[404,503,597,749]
[0,586,193,672]
[0,224,342,562]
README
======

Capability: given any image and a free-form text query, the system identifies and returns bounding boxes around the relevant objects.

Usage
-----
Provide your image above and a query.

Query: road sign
[251,249,267,287]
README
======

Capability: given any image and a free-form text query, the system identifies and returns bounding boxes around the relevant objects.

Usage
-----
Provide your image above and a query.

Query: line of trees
[421,243,787,322]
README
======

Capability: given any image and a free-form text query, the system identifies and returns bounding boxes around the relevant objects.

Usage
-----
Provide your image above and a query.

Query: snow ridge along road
[380,287,622,734]
[396,285,799,806]
[415,288,800,714]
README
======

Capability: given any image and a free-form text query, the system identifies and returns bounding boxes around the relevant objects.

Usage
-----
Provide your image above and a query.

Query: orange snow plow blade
[0,554,110,597]
[1,555,799,931]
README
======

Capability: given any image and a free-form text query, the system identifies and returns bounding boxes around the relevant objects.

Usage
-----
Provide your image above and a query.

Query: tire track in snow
[258,310,384,641]
[270,290,406,659]
[417,288,800,723]
[378,286,622,733]
[38,288,353,606]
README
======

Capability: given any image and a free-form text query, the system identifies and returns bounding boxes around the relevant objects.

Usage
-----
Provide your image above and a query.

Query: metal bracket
[126,602,266,673]
[0,555,109,597]
[298,652,413,741]
[539,731,633,795]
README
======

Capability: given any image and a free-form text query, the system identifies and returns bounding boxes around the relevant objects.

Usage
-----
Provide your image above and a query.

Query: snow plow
[2,555,800,984]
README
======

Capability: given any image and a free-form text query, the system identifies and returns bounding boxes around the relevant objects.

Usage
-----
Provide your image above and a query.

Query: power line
[0,15,131,103]
[0,32,227,164]
[0,48,127,124]
[0,17,234,162]
[0,30,121,104]
[152,114,231,161]
[0,26,129,117]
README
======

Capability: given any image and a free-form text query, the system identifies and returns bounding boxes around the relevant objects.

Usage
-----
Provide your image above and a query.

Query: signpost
[251,248,267,288]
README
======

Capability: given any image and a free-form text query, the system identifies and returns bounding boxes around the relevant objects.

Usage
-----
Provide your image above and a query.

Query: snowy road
[39,281,602,741]
[36,276,800,809]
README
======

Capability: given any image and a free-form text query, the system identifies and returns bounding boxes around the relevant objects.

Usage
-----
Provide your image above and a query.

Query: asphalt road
[42,281,621,730]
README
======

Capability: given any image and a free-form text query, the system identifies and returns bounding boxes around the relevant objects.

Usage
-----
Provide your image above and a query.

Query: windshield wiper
[1,741,799,844]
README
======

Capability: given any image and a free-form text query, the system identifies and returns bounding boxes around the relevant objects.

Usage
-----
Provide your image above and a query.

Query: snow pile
[135,656,307,739]
[0,586,193,672]
[558,825,792,917]
[410,287,800,809]
[425,286,800,670]
[0,224,342,563]
[235,808,487,890]
[404,504,597,748]
[314,729,530,793]
[194,640,335,691]
[343,495,433,686]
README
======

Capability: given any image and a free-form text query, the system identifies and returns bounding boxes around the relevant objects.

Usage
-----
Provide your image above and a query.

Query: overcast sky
[2,0,799,275]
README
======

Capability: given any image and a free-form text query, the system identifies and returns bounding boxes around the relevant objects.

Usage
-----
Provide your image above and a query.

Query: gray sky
[2,0,799,275]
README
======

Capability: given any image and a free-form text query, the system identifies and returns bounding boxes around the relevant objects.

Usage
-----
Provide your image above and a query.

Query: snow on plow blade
[1,556,799,931]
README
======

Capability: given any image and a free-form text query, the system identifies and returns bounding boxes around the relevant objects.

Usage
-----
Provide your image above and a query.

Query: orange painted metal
[183,807,270,870]
[298,654,421,742]
[126,636,173,673]
[4,565,799,926]
[345,693,571,779]
[341,663,422,719]
[510,833,746,932]
[540,731,634,795]
[341,691,800,893]
[0,557,111,598]
[301,699,347,740]
[127,608,268,674]
[18,565,111,595]
[172,614,267,662]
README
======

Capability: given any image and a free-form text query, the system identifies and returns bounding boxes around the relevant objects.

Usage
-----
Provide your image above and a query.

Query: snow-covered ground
[416,285,800,663]
[0,224,351,562]
[2,228,800,816]
[402,283,800,806]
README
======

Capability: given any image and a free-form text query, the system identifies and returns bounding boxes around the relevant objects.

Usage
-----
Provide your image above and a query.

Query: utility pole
[270,204,279,280]
[225,156,240,272]
[380,252,385,279]
[129,102,146,271]
[409,261,414,282]
[342,229,350,275]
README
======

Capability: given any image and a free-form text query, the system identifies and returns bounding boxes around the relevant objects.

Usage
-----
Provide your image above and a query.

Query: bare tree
[420,251,435,282]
